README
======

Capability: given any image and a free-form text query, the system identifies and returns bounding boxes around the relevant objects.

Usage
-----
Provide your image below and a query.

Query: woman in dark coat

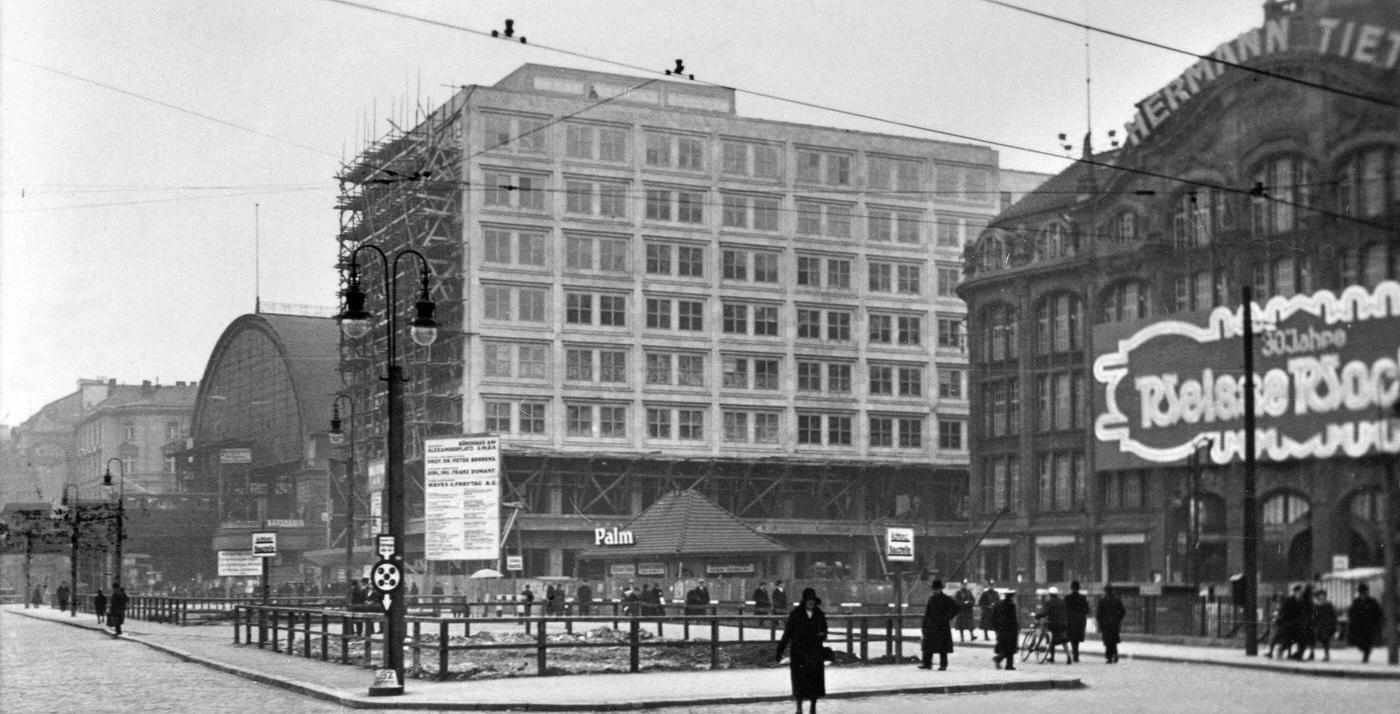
[776,587,828,714]
[1095,584,1126,664]
[1064,581,1090,663]
[94,588,108,624]
[990,590,1019,670]
[1312,590,1338,662]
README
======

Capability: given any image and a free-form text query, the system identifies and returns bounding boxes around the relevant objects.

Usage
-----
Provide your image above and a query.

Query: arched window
[1349,487,1381,523]
[1261,491,1310,527]
[978,233,1007,273]
[1172,188,1233,248]
[1035,293,1082,355]
[1099,280,1151,323]
[1035,222,1073,260]
[1336,145,1399,218]
[1252,154,1316,235]
[1106,211,1138,243]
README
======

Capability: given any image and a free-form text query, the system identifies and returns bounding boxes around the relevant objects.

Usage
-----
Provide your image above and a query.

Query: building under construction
[333,64,1014,582]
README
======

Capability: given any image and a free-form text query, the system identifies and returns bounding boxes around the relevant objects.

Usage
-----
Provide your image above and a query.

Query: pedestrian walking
[953,580,977,642]
[544,584,558,615]
[1042,586,1072,664]
[1064,580,1090,663]
[1347,582,1383,663]
[1095,584,1126,664]
[1297,584,1318,660]
[919,579,959,670]
[56,582,70,613]
[30,585,42,608]
[1268,585,1306,659]
[94,588,107,624]
[775,587,828,714]
[107,581,128,636]
[1312,590,1337,662]
[990,589,1019,670]
[575,582,593,616]
[752,581,772,618]
[977,581,997,640]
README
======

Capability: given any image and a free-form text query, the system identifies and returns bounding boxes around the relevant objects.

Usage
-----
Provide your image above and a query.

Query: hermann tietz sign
[1094,282,1400,468]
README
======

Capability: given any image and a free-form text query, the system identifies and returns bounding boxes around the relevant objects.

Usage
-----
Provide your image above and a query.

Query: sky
[0,0,1268,422]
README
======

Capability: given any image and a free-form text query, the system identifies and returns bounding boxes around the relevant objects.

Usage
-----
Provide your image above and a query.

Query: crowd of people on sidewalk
[1265,581,1384,663]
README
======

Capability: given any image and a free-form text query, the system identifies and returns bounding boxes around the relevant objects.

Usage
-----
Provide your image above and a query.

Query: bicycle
[1019,618,1052,663]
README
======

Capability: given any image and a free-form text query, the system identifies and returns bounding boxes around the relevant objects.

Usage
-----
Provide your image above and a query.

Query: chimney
[142,380,155,397]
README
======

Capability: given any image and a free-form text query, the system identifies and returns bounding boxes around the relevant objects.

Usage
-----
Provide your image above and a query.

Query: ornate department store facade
[958,0,1399,589]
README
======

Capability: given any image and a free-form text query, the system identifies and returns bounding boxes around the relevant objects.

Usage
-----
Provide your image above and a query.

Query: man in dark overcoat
[1347,582,1383,663]
[990,589,1019,670]
[772,580,789,614]
[107,581,128,636]
[1064,580,1090,662]
[776,587,828,714]
[977,582,998,640]
[752,581,772,617]
[919,579,960,670]
[953,580,977,642]
[1095,584,1126,663]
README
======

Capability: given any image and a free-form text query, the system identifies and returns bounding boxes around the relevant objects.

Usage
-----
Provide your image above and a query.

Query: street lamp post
[338,244,439,697]
[329,394,357,598]
[1186,436,1213,588]
[103,458,126,592]
[1241,286,1260,657]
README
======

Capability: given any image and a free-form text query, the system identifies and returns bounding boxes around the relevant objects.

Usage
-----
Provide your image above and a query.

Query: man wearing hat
[990,589,1020,670]
[919,579,960,670]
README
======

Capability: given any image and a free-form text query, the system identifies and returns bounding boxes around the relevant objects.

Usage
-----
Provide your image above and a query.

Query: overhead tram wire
[0,54,341,161]
[323,0,1393,234]
[976,0,1400,111]
[0,186,326,214]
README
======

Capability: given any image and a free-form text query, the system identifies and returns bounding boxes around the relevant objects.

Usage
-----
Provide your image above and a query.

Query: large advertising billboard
[423,435,500,561]
[1094,282,1400,469]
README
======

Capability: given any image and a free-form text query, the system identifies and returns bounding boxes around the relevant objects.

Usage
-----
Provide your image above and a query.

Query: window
[796,413,853,445]
[868,156,921,193]
[483,170,546,211]
[868,208,923,244]
[1035,372,1083,431]
[1035,222,1075,259]
[936,216,982,248]
[939,369,963,399]
[720,140,782,179]
[564,292,627,326]
[721,303,780,336]
[1037,451,1084,512]
[644,352,706,387]
[796,149,851,186]
[935,164,991,203]
[484,227,547,267]
[1252,155,1316,235]
[722,248,780,283]
[795,254,852,289]
[564,123,628,162]
[898,315,922,346]
[645,243,705,277]
[564,178,629,218]
[565,347,628,384]
[165,421,181,440]
[795,308,852,342]
[1337,145,1399,218]
[721,194,781,231]
[565,403,628,439]
[870,261,921,294]
[938,419,964,450]
[796,201,852,238]
[123,422,136,441]
[485,400,548,434]
[1172,188,1234,248]
[869,314,892,344]
[645,133,706,172]
[483,342,549,379]
[645,298,705,331]
[1261,492,1310,526]
[722,355,780,390]
[897,366,923,397]
[869,364,893,395]
[645,187,706,224]
[897,264,922,294]
[1107,211,1139,243]
[937,266,961,297]
[899,418,924,448]
[797,360,851,394]
[646,406,705,440]
[1035,293,1082,354]
[565,234,629,273]
[722,410,781,443]
[483,113,547,154]
[483,284,548,323]
[937,317,964,349]
[984,456,1020,512]
[869,417,893,447]
[1102,471,1146,510]
[1099,281,1152,322]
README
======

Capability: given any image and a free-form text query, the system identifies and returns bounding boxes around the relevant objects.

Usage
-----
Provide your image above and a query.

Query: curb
[11,609,1082,711]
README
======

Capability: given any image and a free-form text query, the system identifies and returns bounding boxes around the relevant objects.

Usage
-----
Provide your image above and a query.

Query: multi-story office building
[336,64,1012,581]
[958,0,1398,588]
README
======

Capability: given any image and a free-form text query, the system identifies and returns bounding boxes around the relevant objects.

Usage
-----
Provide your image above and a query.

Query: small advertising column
[251,531,277,605]
[885,527,915,614]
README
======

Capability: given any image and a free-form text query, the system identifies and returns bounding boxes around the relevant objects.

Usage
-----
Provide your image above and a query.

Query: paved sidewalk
[9,606,1079,711]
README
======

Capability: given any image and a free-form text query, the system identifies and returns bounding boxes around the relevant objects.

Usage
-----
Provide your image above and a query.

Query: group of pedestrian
[683,580,712,615]
[1266,582,1382,663]
[621,582,669,615]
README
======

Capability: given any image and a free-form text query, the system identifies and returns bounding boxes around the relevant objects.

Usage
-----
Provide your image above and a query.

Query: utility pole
[1241,286,1259,657]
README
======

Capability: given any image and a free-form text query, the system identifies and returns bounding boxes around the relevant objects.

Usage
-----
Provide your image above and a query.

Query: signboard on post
[886,527,915,562]
[220,448,252,464]
[506,555,523,571]
[423,435,500,561]
[377,534,396,559]
[251,532,277,557]
[218,550,262,577]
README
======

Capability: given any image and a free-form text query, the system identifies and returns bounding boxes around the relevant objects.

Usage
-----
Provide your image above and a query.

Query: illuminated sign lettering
[1094,282,1400,466]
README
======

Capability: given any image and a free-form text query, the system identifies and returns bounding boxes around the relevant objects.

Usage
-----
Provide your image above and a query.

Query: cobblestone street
[0,609,357,714]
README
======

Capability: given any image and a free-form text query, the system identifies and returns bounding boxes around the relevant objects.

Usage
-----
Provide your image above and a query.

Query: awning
[578,488,788,561]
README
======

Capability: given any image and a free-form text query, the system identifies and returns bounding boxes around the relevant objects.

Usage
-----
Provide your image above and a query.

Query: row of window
[482,399,966,448]
[978,451,1085,514]
[486,342,967,396]
[484,173,988,244]
[979,370,1084,438]
[486,229,965,295]
[482,112,996,201]
[483,289,965,345]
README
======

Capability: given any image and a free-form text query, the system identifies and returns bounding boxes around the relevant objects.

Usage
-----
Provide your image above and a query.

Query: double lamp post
[337,243,439,697]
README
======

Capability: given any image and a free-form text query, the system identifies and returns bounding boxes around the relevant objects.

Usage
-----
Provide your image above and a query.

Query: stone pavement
[9,606,1079,711]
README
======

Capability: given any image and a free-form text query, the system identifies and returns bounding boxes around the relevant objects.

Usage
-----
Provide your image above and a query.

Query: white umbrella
[469,568,504,579]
